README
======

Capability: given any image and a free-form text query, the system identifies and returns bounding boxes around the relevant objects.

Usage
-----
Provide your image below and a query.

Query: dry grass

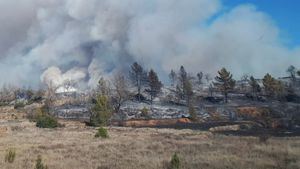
[0,119,299,169]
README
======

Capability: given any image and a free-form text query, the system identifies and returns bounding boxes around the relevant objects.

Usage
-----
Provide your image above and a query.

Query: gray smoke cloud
[0,0,299,88]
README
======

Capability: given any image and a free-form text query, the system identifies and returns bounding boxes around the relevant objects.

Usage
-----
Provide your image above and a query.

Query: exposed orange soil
[113,118,192,127]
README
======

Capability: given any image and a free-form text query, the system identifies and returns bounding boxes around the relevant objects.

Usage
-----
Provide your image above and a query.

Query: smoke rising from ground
[0,0,299,88]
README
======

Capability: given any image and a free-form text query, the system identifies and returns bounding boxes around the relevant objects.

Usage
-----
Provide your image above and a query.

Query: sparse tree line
[1,62,300,127]
[126,63,300,105]
[1,63,299,107]
[87,62,300,126]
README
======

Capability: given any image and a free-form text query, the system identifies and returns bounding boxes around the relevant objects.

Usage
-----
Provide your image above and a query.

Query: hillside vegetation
[0,119,299,169]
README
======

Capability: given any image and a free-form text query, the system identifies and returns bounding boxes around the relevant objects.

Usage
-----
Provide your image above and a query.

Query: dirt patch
[113,118,192,127]
[0,106,25,120]
[209,124,240,132]
[0,126,8,136]
[236,106,269,118]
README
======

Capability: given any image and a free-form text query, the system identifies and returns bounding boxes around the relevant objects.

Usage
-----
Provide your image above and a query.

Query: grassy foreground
[0,120,299,169]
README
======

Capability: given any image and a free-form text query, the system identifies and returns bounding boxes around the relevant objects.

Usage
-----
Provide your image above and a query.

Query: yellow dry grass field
[0,114,299,168]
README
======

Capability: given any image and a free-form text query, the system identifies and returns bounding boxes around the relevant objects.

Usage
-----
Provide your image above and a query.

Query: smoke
[0,0,299,88]
[40,66,86,87]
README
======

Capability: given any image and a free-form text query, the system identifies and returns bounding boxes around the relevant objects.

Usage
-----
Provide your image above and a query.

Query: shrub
[35,155,48,169]
[14,101,25,109]
[95,127,109,138]
[36,114,59,128]
[170,153,180,169]
[90,95,112,127]
[30,90,44,103]
[258,134,270,144]
[188,106,197,122]
[35,108,59,128]
[5,148,16,163]
[0,102,9,107]
[141,107,150,119]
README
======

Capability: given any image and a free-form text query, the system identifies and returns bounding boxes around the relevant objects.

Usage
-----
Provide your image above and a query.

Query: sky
[223,0,300,47]
[0,0,299,88]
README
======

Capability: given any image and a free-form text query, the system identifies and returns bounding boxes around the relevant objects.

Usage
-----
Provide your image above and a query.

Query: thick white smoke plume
[0,0,299,88]
[40,66,86,87]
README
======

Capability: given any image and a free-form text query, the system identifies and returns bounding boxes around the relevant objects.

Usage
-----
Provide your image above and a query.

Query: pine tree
[169,69,177,86]
[98,77,110,96]
[249,76,261,100]
[178,66,188,88]
[129,62,148,102]
[197,72,203,85]
[214,68,235,103]
[147,69,162,104]
[287,65,296,82]
[176,66,193,105]
[184,79,193,106]
[262,73,277,97]
[90,95,112,126]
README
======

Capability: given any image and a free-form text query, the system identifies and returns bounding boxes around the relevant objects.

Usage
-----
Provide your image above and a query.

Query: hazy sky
[0,0,299,88]
[224,0,300,47]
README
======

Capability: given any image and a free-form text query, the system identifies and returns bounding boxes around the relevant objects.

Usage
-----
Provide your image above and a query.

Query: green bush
[90,95,112,127]
[35,155,48,169]
[188,106,197,122]
[35,109,59,128]
[14,101,25,109]
[95,127,109,138]
[170,153,180,169]
[0,102,9,107]
[141,107,150,119]
[36,114,58,128]
[5,148,16,163]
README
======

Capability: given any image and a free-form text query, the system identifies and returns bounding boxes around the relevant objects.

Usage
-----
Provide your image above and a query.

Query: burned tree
[205,73,212,83]
[214,68,235,103]
[249,76,261,100]
[196,72,203,85]
[0,85,16,104]
[129,62,148,102]
[169,69,177,87]
[111,73,130,113]
[184,79,193,106]
[208,83,214,97]
[62,79,76,93]
[45,81,57,105]
[146,69,162,104]
[262,73,277,98]
[263,73,285,99]
[177,66,188,97]
[176,66,193,105]
[240,74,249,92]
[287,65,296,82]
